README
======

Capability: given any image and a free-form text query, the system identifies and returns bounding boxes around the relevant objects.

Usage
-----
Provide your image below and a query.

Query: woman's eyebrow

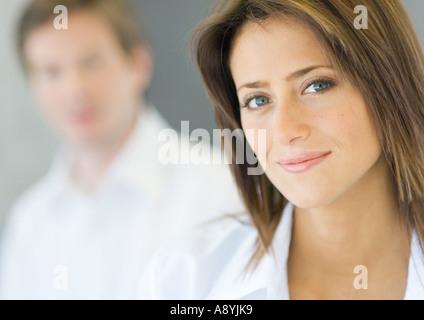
[237,80,270,92]
[285,65,332,82]
[236,65,333,92]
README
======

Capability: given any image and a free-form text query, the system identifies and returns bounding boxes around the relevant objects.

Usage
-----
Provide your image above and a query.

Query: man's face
[24,10,152,150]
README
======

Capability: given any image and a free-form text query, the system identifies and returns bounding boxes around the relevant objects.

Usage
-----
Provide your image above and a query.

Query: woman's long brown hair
[192,0,424,267]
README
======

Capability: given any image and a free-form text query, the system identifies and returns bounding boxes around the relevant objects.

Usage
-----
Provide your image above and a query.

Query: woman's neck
[288,155,411,299]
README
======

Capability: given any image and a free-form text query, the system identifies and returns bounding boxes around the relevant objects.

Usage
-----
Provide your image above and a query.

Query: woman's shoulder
[138,214,261,299]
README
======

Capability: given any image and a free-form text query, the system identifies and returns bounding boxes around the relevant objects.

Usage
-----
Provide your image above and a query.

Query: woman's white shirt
[140,203,424,300]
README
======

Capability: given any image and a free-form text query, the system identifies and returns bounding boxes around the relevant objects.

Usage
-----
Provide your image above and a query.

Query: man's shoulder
[0,175,55,251]
[7,173,54,220]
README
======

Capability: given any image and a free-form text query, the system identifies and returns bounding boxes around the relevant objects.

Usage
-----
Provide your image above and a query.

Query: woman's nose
[272,101,310,146]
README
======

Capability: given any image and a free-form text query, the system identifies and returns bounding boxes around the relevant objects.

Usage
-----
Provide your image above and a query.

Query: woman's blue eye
[246,96,270,109]
[304,80,331,94]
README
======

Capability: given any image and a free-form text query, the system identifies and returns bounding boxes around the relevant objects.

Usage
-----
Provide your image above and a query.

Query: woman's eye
[245,96,270,109]
[304,80,332,94]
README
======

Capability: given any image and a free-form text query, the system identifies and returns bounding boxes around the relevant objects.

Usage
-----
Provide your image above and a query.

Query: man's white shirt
[142,202,424,300]
[0,106,242,299]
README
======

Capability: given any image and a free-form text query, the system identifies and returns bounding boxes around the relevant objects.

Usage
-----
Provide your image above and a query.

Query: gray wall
[136,0,215,132]
[0,0,423,222]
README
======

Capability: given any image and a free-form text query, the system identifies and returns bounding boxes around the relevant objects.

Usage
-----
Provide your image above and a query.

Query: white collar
[213,202,424,300]
[44,105,170,202]
[264,202,294,299]
[264,203,424,299]
[405,228,424,299]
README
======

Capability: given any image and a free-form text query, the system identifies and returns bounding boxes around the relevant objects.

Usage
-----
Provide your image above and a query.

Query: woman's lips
[277,151,331,174]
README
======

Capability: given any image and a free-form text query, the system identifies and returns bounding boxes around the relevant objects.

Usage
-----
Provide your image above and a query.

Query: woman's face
[230,18,384,209]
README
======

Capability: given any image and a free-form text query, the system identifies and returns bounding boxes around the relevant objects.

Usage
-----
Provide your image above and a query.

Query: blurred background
[0,0,423,224]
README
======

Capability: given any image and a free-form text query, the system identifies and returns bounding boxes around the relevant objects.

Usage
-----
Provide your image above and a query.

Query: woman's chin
[281,188,338,210]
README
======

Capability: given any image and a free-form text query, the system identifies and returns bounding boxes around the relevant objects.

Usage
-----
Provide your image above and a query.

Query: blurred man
[0,0,240,299]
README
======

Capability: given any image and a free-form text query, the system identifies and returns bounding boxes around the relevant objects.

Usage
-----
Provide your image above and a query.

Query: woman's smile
[277,151,332,174]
